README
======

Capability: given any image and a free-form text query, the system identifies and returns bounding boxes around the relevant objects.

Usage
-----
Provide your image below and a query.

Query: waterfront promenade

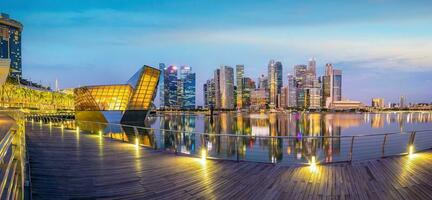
[26,122,432,199]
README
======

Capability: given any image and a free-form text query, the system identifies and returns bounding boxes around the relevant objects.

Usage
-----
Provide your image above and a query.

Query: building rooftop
[0,13,23,31]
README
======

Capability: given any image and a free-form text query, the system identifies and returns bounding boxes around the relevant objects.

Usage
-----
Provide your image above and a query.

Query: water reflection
[113,112,432,165]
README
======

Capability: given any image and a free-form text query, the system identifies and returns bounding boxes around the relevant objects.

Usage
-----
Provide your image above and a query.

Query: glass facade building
[163,65,178,108]
[178,66,196,109]
[0,13,22,79]
[74,65,160,126]
[268,60,283,108]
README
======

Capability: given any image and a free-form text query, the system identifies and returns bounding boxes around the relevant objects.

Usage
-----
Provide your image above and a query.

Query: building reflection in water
[130,112,432,165]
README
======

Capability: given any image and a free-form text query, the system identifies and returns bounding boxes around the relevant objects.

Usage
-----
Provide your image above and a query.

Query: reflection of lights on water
[76,127,80,134]
[296,153,301,159]
[135,138,139,148]
[61,124,64,129]
[287,147,291,155]
[99,130,103,137]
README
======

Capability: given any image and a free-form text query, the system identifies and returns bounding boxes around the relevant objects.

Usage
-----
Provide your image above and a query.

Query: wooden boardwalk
[26,122,432,200]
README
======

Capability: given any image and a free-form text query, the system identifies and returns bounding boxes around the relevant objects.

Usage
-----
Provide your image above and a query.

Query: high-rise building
[308,57,316,77]
[0,13,22,79]
[214,69,221,109]
[294,64,307,108]
[203,79,216,108]
[287,74,296,107]
[219,66,234,109]
[322,63,342,108]
[268,60,283,108]
[236,65,244,109]
[178,66,196,109]
[242,77,255,108]
[163,65,178,108]
[400,96,406,108]
[158,63,165,108]
[372,98,385,108]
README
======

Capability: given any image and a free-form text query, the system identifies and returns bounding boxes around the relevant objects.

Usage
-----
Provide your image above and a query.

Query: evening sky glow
[2,0,432,105]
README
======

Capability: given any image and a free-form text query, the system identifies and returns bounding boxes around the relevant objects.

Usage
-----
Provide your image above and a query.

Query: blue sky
[2,0,432,105]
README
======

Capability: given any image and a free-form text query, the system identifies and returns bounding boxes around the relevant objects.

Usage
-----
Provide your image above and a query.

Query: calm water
[135,112,432,165]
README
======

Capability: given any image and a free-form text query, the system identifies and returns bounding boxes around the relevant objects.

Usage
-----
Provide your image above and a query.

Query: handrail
[27,114,432,166]
[0,111,26,199]
[25,115,432,139]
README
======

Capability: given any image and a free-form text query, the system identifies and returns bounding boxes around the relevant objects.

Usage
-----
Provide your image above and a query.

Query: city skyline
[2,0,432,105]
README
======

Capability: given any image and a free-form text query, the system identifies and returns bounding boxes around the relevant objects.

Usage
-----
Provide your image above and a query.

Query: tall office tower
[294,64,307,108]
[203,82,208,107]
[0,13,22,79]
[214,69,221,109]
[203,79,216,108]
[178,66,196,109]
[332,69,342,101]
[308,57,317,77]
[242,77,255,108]
[268,60,283,108]
[220,65,234,109]
[287,74,297,107]
[163,65,178,108]
[158,63,166,108]
[322,63,342,108]
[258,74,268,89]
[400,96,405,108]
[236,65,244,109]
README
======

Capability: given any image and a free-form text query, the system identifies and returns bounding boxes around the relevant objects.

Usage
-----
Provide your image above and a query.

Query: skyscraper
[294,64,307,108]
[236,65,244,109]
[0,13,22,79]
[203,79,216,108]
[214,69,221,109]
[308,57,316,77]
[322,63,342,108]
[220,65,234,109]
[268,60,283,108]
[179,66,196,109]
[400,96,406,108]
[287,74,296,107]
[158,63,165,108]
[163,65,178,108]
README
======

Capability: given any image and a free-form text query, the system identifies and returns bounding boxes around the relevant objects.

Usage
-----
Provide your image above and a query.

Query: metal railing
[26,114,432,166]
[0,111,28,199]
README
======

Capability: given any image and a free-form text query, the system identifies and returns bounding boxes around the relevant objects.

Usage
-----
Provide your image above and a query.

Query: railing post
[349,136,355,162]
[381,134,388,158]
[409,131,416,145]
[236,135,239,162]
[174,131,178,155]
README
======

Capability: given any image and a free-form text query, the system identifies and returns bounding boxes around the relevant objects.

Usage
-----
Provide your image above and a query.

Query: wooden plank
[26,122,432,199]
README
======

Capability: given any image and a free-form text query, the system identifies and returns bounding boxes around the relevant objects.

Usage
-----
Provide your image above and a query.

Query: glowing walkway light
[409,145,415,158]
[135,138,139,148]
[201,148,207,162]
[99,130,103,137]
[76,126,80,134]
[309,156,317,172]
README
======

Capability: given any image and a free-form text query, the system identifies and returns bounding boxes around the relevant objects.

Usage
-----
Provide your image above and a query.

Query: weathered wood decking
[26,123,432,200]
